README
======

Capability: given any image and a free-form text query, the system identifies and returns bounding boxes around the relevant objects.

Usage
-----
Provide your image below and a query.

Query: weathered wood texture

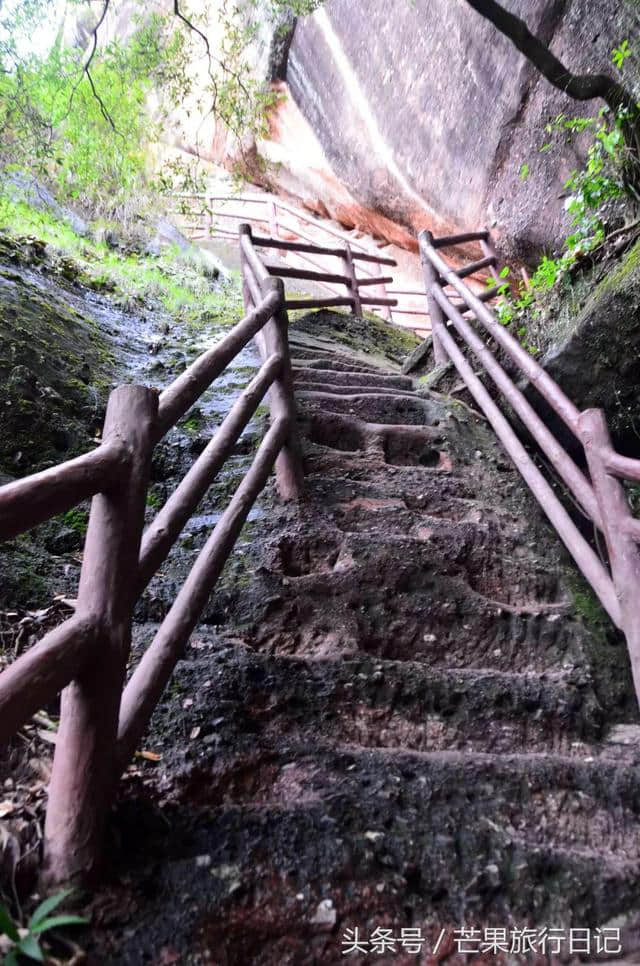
[0,227,311,886]
[342,242,363,316]
[0,441,128,542]
[43,386,158,885]
[580,410,640,707]
[117,416,290,766]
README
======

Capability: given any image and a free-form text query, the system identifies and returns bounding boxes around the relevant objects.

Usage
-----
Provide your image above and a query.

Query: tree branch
[67,0,117,132]
[462,0,640,190]
[463,0,636,115]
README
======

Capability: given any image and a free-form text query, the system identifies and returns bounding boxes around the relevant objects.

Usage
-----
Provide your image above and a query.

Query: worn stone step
[141,642,606,760]
[114,746,640,952]
[295,381,418,398]
[293,367,414,390]
[290,355,387,375]
[296,390,439,426]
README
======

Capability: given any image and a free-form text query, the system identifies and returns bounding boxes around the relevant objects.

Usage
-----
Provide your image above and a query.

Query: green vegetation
[495,30,639,357]
[0,889,87,965]
[61,508,89,536]
[0,0,325,211]
[0,193,243,330]
[0,3,194,217]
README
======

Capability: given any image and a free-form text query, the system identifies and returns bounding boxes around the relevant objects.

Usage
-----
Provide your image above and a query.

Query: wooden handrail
[138,353,283,591]
[265,264,351,285]
[116,414,291,767]
[284,297,355,310]
[0,439,130,542]
[431,285,602,526]
[432,230,490,248]
[430,314,621,626]
[156,290,280,437]
[0,226,307,884]
[251,234,347,259]
[0,615,97,746]
[422,233,582,435]
[420,228,640,712]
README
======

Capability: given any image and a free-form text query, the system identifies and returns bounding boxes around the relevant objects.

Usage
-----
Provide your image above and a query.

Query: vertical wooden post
[342,242,363,317]
[268,199,279,240]
[239,223,253,316]
[579,408,640,709]
[43,385,158,886]
[419,229,448,365]
[260,275,304,501]
[239,223,267,360]
[480,229,501,283]
[374,262,392,322]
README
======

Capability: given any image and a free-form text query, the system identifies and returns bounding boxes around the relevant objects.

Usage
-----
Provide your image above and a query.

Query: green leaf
[4,951,19,966]
[612,39,632,69]
[499,266,510,278]
[519,163,530,181]
[15,933,44,962]
[28,889,74,930]
[31,914,88,935]
[0,905,19,942]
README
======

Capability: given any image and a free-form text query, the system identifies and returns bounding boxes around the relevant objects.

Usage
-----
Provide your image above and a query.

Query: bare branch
[67,0,117,132]
[462,0,640,188]
[463,0,636,114]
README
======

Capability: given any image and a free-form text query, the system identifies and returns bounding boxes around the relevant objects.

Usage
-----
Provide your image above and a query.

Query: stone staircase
[93,319,640,965]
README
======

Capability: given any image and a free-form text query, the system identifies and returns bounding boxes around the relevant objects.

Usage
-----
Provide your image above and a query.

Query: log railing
[238,222,398,319]
[0,254,303,884]
[174,192,406,325]
[420,229,640,708]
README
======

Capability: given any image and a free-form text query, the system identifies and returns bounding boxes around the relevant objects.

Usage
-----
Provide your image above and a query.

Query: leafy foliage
[612,39,633,69]
[0,890,87,964]
[0,0,323,215]
[0,3,192,215]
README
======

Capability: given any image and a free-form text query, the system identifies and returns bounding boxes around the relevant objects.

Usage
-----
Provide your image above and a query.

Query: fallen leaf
[139,750,162,762]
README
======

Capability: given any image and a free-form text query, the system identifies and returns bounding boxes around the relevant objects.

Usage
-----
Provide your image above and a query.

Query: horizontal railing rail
[173,192,404,326]
[0,245,303,884]
[419,228,640,708]
[239,222,398,319]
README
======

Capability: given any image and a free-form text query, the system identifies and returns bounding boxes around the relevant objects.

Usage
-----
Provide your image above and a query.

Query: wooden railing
[0,256,302,884]
[173,192,414,325]
[420,229,640,708]
[237,222,397,319]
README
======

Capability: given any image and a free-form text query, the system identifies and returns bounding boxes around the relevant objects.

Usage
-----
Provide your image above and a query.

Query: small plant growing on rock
[0,890,87,964]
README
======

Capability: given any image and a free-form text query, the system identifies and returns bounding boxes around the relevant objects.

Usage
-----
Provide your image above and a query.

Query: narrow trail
[91,314,640,965]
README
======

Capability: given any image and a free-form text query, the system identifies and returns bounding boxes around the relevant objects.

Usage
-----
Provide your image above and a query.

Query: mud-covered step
[302,467,484,510]
[290,355,388,375]
[267,524,565,604]
[293,367,414,390]
[103,748,640,965]
[296,390,440,426]
[295,381,419,398]
[138,643,606,760]
[288,339,394,375]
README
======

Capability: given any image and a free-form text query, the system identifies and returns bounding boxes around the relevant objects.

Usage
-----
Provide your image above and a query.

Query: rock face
[281,0,628,258]
[535,242,640,453]
[64,0,633,258]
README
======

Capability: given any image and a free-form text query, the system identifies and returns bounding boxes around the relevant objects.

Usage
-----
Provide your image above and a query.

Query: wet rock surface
[83,314,640,964]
